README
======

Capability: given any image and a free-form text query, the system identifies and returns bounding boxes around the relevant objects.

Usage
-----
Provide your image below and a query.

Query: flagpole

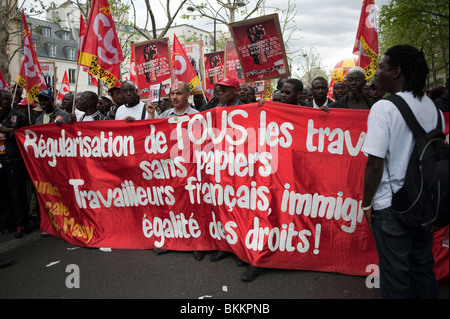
[72,64,81,114]
[10,84,18,111]
[27,102,31,125]
[358,40,362,67]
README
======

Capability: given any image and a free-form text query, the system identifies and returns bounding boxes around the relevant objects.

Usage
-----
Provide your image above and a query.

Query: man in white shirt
[115,81,149,122]
[306,77,333,111]
[76,91,106,121]
[361,45,444,299]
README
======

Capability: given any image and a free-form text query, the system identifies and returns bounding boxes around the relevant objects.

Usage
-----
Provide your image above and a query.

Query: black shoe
[153,248,169,255]
[235,258,247,267]
[0,257,14,269]
[193,251,204,261]
[0,226,8,235]
[209,251,230,262]
[241,266,264,282]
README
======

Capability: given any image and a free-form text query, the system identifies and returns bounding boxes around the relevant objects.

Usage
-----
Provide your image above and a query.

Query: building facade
[9,2,215,100]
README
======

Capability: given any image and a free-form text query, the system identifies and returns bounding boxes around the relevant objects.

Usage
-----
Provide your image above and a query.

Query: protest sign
[134,38,172,98]
[229,14,290,82]
[204,51,225,97]
[224,39,245,83]
[15,105,449,280]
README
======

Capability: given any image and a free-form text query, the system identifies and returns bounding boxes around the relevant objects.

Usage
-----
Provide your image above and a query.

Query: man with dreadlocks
[361,45,445,298]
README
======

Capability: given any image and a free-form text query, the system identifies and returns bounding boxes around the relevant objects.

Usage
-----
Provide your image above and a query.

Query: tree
[131,0,188,39]
[0,0,24,82]
[379,0,449,86]
[293,46,327,89]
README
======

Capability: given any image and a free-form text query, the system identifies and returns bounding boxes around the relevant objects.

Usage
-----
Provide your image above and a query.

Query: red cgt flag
[17,9,46,104]
[353,0,379,80]
[78,0,124,88]
[56,71,71,102]
[171,34,200,92]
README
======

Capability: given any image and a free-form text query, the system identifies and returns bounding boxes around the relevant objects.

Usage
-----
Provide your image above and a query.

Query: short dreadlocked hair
[384,45,429,100]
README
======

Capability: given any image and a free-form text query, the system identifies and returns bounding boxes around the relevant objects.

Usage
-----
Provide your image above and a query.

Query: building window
[66,47,76,60]
[61,32,70,40]
[41,27,51,37]
[47,44,57,57]
[68,69,76,84]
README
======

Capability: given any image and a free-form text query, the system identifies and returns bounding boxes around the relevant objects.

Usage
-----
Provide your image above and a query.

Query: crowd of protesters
[1,45,449,297]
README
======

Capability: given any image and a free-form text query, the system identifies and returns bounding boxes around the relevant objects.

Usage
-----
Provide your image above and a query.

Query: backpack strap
[384,94,426,138]
[141,102,147,120]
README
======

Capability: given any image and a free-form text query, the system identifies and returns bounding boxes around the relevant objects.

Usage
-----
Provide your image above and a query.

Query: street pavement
[0,227,448,301]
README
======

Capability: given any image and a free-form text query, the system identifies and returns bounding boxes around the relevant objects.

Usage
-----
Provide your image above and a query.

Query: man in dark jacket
[0,89,30,238]
[34,89,70,125]
[329,67,374,110]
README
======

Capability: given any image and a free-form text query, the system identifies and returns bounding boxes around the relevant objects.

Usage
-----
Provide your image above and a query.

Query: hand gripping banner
[15,104,449,280]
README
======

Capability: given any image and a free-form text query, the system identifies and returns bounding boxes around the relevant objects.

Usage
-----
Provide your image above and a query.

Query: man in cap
[34,89,70,125]
[106,82,124,120]
[329,66,374,109]
[217,77,244,107]
[16,98,36,124]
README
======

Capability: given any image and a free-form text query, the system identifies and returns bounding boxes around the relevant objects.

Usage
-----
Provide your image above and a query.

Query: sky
[131,0,392,74]
[28,0,391,76]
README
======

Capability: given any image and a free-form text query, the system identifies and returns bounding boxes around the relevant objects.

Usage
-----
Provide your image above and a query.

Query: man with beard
[329,67,374,109]
[146,81,198,119]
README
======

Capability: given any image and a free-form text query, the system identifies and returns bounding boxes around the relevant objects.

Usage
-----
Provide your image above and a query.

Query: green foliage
[378,0,449,86]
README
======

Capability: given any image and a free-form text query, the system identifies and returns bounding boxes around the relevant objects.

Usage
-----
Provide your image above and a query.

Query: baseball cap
[108,82,121,92]
[217,77,240,89]
[17,98,34,107]
[37,88,54,99]
[101,95,114,103]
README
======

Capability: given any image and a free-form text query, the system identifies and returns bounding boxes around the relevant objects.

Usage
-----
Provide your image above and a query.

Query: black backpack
[386,94,449,231]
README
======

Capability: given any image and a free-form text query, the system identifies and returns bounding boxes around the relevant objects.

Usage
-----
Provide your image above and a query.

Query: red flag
[0,69,9,90]
[353,0,379,80]
[78,0,124,88]
[17,10,47,104]
[171,34,200,92]
[130,44,136,83]
[56,71,71,102]
[327,78,335,101]
[89,73,99,87]
[77,14,86,63]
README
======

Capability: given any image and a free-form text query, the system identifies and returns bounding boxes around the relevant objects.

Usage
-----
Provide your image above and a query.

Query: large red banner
[15,104,449,280]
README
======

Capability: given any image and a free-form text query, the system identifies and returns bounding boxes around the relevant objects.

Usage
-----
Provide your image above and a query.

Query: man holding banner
[146,81,198,119]
[0,90,30,238]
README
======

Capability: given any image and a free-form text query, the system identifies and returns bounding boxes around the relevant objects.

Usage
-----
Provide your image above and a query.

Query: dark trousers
[372,207,438,299]
[0,159,30,229]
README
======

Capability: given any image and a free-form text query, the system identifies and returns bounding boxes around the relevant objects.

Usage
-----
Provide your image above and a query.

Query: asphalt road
[0,228,448,303]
